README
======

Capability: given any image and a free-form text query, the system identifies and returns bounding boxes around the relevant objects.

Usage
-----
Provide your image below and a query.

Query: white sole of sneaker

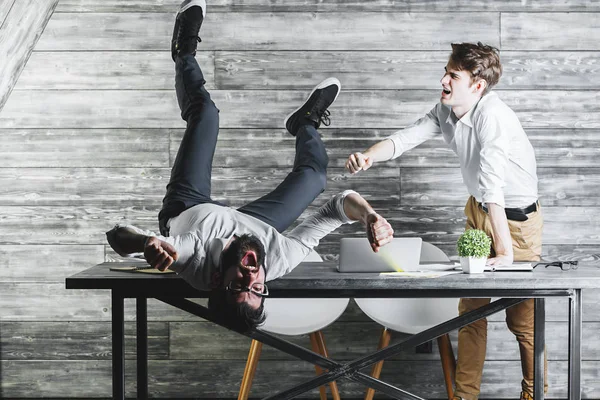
[178,0,206,19]
[283,77,341,131]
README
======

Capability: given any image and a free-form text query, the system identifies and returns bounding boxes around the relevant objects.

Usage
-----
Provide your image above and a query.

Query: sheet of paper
[379,270,463,278]
[453,263,533,272]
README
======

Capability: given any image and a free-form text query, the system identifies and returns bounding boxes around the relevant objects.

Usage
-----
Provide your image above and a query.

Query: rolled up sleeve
[287,190,357,250]
[477,115,509,208]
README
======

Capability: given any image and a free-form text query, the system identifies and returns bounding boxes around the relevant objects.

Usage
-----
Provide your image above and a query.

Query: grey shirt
[113,190,357,290]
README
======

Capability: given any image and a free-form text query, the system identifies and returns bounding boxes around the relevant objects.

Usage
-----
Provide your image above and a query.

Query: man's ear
[474,79,487,95]
[210,271,222,289]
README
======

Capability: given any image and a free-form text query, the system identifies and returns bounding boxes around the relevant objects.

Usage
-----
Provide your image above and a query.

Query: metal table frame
[67,265,584,400]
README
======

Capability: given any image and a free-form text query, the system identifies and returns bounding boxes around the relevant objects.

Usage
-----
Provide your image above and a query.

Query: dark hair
[449,42,502,95]
[207,289,266,333]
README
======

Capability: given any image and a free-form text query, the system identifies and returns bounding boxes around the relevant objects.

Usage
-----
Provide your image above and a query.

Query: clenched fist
[366,213,394,252]
[144,237,179,271]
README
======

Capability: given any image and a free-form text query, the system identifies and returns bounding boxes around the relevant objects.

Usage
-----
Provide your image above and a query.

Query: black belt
[480,201,538,222]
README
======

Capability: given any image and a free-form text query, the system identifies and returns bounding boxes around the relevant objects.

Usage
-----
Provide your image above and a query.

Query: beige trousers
[454,197,547,400]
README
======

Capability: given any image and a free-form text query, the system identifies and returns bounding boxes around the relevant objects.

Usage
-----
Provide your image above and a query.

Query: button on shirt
[386,92,538,208]
[111,190,357,291]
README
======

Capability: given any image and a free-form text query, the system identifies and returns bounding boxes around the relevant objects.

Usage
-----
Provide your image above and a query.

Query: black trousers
[158,54,328,235]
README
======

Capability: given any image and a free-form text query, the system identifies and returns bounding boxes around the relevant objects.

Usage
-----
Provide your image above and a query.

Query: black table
[66,261,596,400]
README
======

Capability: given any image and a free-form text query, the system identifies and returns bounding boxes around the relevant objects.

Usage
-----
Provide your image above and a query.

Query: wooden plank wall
[1,0,600,398]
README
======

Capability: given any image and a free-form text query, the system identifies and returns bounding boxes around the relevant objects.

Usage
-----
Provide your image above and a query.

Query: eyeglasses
[533,261,578,271]
[226,281,269,297]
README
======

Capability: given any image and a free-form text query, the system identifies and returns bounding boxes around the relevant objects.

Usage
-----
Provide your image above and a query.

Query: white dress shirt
[386,91,538,208]
[108,190,356,291]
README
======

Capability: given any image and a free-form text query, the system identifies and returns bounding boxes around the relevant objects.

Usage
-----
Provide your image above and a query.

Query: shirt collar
[446,102,478,128]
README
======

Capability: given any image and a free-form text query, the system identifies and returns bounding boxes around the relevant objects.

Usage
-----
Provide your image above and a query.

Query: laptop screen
[338,238,423,272]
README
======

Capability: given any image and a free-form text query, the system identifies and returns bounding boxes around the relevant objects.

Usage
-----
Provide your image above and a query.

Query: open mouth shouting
[240,250,258,272]
[442,86,451,97]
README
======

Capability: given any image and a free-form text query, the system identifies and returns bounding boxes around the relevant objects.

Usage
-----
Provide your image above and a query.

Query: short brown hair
[449,42,502,95]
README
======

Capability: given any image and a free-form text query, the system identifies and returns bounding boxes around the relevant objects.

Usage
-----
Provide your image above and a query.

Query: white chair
[354,242,459,400]
[238,250,349,400]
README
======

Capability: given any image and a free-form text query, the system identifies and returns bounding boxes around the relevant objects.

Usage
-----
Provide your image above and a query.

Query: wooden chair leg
[437,333,457,400]
[310,332,328,400]
[238,339,263,400]
[365,327,392,400]
[314,330,341,400]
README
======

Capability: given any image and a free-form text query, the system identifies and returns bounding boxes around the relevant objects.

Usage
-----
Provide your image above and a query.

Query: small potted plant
[457,229,492,273]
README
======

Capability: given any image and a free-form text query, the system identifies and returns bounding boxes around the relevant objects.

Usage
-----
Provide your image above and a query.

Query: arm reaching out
[345,139,394,174]
[106,225,180,271]
[343,192,394,252]
[346,106,443,175]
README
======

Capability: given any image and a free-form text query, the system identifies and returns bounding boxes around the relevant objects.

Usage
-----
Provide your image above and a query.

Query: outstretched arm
[106,225,202,271]
[287,190,394,253]
[346,105,443,174]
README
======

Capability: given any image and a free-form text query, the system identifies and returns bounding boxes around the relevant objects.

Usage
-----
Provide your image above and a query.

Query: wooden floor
[1,0,600,398]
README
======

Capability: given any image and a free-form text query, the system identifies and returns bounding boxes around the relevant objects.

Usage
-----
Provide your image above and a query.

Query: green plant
[457,229,492,258]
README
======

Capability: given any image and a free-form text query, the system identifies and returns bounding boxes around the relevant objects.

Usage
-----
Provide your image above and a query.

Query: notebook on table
[338,237,422,272]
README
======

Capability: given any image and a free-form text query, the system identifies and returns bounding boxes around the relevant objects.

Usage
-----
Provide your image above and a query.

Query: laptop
[338,237,423,272]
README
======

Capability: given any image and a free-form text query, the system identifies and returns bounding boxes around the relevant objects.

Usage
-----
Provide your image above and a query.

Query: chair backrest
[354,242,459,334]
[261,250,350,336]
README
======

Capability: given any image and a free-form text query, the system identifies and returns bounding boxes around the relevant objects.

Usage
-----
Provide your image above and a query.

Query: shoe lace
[318,109,331,126]
[310,94,332,126]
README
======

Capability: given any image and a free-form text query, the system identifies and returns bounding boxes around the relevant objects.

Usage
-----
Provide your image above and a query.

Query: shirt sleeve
[286,190,357,250]
[476,114,509,208]
[385,104,442,160]
[106,224,208,287]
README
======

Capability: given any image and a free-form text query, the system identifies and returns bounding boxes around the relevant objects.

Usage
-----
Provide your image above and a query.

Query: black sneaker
[284,77,341,136]
[171,0,206,62]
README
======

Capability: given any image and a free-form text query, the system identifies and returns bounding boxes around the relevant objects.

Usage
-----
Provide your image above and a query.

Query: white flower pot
[460,256,487,274]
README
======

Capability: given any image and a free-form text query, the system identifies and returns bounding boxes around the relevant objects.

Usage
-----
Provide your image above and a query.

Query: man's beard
[220,234,266,272]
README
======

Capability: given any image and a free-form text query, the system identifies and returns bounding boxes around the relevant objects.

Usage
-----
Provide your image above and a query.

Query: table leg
[533,298,545,400]
[137,297,148,399]
[112,291,125,400]
[568,289,582,400]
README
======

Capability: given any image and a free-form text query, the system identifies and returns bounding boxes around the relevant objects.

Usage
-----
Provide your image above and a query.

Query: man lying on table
[106,0,393,333]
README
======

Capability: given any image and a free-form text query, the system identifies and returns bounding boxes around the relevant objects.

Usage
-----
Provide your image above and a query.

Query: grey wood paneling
[3,90,600,129]
[2,359,599,398]
[398,130,600,168]
[0,0,57,111]
[0,283,110,321]
[0,167,398,207]
[501,52,600,90]
[35,12,500,51]
[0,0,15,25]
[16,50,600,91]
[400,167,600,206]
[0,245,103,282]
[1,205,600,245]
[0,129,171,168]
[3,0,600,398]
[52,0,600,13]
[215,51,600,90]
[169,321,600,361]
[4,166,600,208]
[1,321,169,360]
[16,51,215,90]
[3,128,597,170]
[502,13,600,50]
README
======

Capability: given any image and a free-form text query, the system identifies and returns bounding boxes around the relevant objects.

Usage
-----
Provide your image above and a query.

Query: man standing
[345,42,544,400]
[107,0,394,333]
